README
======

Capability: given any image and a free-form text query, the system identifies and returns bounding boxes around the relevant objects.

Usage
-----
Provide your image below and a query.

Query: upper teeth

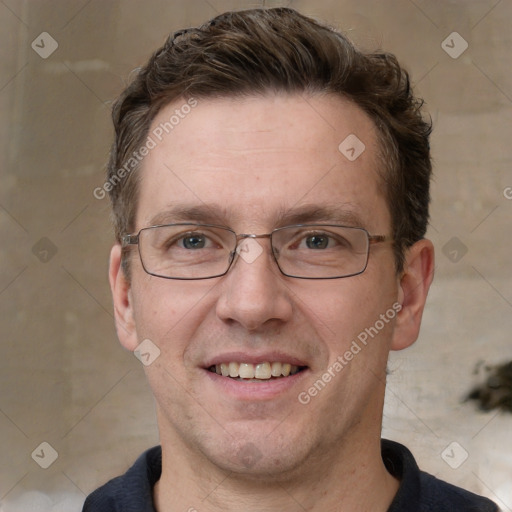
[212,362,300,379]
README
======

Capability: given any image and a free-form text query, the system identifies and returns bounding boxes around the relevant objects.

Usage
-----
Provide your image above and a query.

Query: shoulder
[82,446,162,512]
[382,439,499,512]
[418,472,499,512]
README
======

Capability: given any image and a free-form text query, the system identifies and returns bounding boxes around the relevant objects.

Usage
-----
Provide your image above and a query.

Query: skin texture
[109,93,435,511]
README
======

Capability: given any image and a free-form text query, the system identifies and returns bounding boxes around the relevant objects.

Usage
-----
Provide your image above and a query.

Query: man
[84,7,499,511]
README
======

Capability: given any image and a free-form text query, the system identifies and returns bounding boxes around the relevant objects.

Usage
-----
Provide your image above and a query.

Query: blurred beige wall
[1,0,511,509]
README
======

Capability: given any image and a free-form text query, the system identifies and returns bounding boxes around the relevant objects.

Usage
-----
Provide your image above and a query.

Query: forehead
[136,93,390,232]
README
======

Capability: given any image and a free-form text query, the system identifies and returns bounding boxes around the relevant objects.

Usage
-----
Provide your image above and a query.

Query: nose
[215,237,293,331]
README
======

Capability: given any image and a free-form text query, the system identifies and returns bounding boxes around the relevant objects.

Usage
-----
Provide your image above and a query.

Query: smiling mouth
[207,362,307,381]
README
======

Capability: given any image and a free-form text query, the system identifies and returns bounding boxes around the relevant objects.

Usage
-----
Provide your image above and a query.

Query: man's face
[118,93,404,477]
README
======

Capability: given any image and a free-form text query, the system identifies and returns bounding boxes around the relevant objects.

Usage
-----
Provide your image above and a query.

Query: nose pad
[225,234,283,277]
[228,235,271,269]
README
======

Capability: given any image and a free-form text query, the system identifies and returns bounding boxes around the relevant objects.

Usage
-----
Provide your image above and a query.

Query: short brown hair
[107,7,432,273]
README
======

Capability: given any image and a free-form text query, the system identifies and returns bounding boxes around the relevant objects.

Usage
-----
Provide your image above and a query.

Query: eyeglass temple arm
[122,234,139,246]
[368,235,390,245]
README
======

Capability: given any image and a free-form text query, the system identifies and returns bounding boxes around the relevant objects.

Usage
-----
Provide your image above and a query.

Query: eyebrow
[148,204,228,227]
[146,203,366,230]
[276,204,364,228]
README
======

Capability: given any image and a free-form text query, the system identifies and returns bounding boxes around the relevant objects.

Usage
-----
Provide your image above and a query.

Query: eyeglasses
[122,223,391,280]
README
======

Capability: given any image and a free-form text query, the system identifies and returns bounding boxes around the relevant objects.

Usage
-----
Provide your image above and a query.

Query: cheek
[298,275,398,355]
[131,275,218,356]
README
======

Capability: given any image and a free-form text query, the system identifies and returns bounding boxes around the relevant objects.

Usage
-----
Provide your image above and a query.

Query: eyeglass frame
[121,223,392,280]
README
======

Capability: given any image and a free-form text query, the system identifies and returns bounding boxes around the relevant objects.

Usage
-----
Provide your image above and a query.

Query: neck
[154,430,399,512]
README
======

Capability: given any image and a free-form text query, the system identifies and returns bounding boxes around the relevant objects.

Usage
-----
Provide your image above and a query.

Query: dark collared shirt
[83,439,499,511]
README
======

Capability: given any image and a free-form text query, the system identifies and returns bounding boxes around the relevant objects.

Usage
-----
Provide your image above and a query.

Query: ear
[391,238,435,351]
[109,244,139,351]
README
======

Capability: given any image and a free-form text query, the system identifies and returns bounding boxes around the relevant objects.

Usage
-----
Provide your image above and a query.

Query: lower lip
[203,368,309,401]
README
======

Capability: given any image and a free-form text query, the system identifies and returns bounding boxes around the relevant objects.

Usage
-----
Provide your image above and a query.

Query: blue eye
[305,235,329,249]
[181,235,207,249]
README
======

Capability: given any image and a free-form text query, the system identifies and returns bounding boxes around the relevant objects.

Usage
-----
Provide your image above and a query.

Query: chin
[199,427,314,481]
